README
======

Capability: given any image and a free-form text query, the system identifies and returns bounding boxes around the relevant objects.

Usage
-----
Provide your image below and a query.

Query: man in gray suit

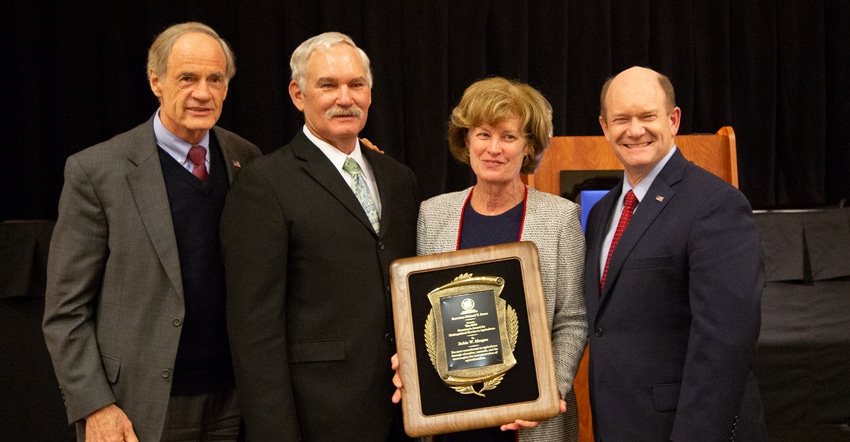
[221,32,418,440]
[43,22,261,441]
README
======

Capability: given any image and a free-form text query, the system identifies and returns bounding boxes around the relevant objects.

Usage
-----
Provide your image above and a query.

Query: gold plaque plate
[425,274,517,397]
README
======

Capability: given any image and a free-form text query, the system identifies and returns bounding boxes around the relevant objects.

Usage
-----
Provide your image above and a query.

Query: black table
[753,208,850,440]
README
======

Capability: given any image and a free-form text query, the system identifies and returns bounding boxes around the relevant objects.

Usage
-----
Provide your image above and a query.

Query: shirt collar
[622,145,677,203]
[153,108,210,166]
[301,125,366,172]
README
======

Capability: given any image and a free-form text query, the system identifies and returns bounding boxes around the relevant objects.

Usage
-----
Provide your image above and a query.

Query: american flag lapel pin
[655,195,664,202]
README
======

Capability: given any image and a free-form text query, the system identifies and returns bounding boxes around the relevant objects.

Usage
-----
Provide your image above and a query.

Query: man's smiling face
[599,66,681,183]
[149,32,229,145]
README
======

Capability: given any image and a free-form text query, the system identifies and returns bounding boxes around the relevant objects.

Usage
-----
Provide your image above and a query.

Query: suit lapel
[363,148,391,238]
[293,133,378,236]
[598,150,687,307]
[587,184,620,315]
[213,129,236,183]
[213,127,248,183]
[126,121,184,300]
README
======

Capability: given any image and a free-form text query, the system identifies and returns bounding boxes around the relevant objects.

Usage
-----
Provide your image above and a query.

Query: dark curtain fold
[4,0,850,220]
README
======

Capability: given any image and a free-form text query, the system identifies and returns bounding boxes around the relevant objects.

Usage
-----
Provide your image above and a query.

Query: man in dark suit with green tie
[221,32,418,441]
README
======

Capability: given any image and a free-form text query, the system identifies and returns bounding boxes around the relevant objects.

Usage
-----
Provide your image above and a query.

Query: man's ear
[289,80,305,111]
[149,70,163,98]
[668,107,682,136]
[599,115,611,141]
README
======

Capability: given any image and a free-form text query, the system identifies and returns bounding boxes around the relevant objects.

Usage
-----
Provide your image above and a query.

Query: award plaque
[390,241,560,437]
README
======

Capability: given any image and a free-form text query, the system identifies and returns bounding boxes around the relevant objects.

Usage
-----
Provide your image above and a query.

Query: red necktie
[188,145,208,182]
[600,190,638,292]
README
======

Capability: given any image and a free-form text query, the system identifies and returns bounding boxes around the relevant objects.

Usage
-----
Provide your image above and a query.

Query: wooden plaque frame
[390,241,560,437]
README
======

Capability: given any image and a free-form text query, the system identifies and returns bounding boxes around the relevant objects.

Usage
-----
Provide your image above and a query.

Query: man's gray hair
[147,22,236,83]
[290,32,373,91]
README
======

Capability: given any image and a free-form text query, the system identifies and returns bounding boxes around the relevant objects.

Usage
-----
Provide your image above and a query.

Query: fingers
[391,368,404,403]
[390,353,403,403]
[500,419,539,431]
[498,401,563,431]
[86,404,136,442]
[391,353,404,389]
[360,138,384,154]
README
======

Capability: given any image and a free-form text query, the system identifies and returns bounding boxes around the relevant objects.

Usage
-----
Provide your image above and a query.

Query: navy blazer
[221,131,418,441]
[583,149,765,441]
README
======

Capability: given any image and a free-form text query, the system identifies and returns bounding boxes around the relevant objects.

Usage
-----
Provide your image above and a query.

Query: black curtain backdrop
[3,0,850,220]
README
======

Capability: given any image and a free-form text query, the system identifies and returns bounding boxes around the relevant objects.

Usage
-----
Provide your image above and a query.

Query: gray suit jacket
[42,117,261,440]
[417,186,587,441]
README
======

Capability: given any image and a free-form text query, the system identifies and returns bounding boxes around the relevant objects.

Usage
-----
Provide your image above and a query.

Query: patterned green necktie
[342,157,380,233]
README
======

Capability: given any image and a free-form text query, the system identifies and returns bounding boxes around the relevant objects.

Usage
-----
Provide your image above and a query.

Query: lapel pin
[655,195,664,202]
[233,160,241,168]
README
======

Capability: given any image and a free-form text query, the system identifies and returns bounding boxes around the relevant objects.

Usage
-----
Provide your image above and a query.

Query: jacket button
[172,317,182,327]
[161,369,171,378]
[384,333,394,343]
[595,328,604,337]
[378,243,386,250]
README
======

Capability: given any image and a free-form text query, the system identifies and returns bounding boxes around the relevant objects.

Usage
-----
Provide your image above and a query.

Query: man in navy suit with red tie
[583,66,766,441]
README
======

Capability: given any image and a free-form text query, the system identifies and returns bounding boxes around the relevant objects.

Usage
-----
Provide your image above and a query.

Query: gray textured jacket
[417,186,587,441]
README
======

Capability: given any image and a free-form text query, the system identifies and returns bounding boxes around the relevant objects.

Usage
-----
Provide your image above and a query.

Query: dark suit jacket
[221,131,419,441]
[583,149,765,441]
[42,118,261,440]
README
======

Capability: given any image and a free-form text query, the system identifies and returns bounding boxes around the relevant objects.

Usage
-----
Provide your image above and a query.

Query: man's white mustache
[326,106,363,118]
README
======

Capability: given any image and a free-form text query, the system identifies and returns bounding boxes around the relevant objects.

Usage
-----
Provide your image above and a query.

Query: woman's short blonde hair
[447,77,553,174]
